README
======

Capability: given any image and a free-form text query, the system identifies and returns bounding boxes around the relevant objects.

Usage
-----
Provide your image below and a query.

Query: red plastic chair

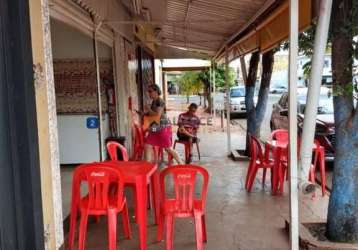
[132,123,145,160]
[280,140,326,196]
[173,139,201,163]
[107,141,129,161]
[309,142,327,196]
[271,129,289,142]
[68,164,131,250]
[245,135,276,193]
[157,165,209,250]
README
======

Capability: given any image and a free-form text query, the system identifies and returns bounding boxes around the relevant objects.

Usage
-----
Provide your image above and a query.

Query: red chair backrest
[160,165,209,213]
[74,164,125,211]
[249,135,265,163]
[106,141,129,161]
[271,129,289,142]
[133,123,145,147]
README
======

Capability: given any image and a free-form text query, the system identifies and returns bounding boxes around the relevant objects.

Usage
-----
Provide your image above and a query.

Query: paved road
[168,93,281,140]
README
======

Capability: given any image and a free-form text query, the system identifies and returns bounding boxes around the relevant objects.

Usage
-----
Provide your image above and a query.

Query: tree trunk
[207,87,212,112]
[187,95,190,104]
[254,50,274,137]
[245,51,260,154]
[327,0,358,242]
[204,92,208,108]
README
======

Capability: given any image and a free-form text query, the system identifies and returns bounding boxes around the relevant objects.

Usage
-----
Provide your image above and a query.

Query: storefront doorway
[50,18,118,219]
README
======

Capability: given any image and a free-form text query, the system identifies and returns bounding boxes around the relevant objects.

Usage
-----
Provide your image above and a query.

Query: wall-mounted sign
[86,117,99,129]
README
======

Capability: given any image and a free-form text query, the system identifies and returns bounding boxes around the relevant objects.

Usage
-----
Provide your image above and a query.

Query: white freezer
[57,114,110,164]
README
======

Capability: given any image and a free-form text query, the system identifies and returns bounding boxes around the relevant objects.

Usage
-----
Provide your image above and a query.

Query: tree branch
[246,51,260,87]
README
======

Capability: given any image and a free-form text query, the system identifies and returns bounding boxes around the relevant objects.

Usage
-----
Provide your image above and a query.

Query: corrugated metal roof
[146,0,270,57]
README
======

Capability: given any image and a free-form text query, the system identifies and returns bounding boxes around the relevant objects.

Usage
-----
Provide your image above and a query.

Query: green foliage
[178,71,204,97]
[302,61,312,78]
[291,2,358,98]
[198,64,236,90]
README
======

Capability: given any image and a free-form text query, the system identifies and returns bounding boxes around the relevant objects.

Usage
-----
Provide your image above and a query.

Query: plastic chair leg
[147,185,152,210]
[247,166,259,192]
[196,142,201,160]
[184,143,190,163]
[122,202,132,239]
[278,163,286,194]
[319,150,326,196]
[78,212,88,250]
[245,161,254,189]
[165,214,174,250]
[201,214,207,243]
[107,209,117,250]
[262,168,267,188]
[194,212,204,250]
[156,213,164,242]
[68,211,77,250]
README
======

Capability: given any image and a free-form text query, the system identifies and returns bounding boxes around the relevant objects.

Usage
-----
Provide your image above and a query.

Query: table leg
[136,178,148,250]
[272,148,280,195]
[151,171,160,225]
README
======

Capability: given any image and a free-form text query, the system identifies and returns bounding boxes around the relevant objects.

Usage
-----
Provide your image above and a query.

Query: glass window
[230,88,245,97]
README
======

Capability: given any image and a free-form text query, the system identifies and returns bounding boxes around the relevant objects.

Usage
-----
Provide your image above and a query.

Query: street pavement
[167,93,281,140]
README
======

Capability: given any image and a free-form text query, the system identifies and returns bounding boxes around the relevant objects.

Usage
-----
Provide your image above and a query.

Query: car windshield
[230,88,245,97]
[297,92,334,114]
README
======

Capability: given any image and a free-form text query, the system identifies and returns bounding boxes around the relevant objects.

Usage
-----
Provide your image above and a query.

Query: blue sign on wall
[86,117,99,129]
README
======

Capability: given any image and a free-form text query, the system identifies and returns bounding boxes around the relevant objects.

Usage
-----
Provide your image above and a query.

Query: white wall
[50,18,112,59]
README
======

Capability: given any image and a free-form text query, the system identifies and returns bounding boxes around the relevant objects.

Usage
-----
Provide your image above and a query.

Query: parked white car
[229,86,257,116]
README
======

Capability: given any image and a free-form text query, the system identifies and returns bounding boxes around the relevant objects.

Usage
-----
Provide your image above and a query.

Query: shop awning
[70,0,314,60]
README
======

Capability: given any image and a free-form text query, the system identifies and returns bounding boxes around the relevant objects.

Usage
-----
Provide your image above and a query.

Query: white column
[225,48,232,154]
[213,62,216,118]
[93,22,104,161]
[299,0,333,188]
[288,0,299,249]
[209,64,213,116]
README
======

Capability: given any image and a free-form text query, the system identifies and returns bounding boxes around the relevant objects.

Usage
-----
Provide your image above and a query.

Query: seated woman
[177,103,201,163]
[144,84,183,164]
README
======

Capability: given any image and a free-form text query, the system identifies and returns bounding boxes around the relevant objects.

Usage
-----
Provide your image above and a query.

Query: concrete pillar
[29,0,63,249]
[299,0,332,188]
[225,47,232,155]
[288,0,299,249]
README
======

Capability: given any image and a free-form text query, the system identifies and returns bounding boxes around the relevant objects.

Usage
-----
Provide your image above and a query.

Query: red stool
[173,139,201,163]
[157,165,209,250]
[68,164,131,250]
[245,135,276,193]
